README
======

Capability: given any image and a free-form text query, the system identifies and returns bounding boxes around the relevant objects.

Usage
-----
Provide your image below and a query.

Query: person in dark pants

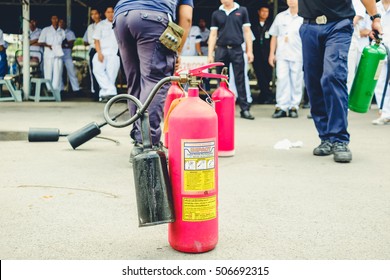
[0,29,8,78]
[298,0,382,163]
[83,8,101,101]
[251,6,274,104]
[113,0,193,162]
[208,0,255,120]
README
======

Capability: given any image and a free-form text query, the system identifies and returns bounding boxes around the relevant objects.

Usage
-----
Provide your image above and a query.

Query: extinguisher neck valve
[187,87,199,97]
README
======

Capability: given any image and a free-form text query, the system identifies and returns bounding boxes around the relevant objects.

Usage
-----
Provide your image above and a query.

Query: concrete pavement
[0,101,389,259]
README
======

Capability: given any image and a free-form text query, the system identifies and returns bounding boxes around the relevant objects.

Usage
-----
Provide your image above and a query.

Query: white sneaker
[372,117,390,125]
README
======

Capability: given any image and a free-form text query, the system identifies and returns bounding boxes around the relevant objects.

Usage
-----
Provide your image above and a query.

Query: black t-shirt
[298,0,355,20]
[211,6,250,46]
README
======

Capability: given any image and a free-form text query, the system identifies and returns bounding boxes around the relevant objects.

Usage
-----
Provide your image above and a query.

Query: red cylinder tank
[212,79,235,156]
[168,86,218,253]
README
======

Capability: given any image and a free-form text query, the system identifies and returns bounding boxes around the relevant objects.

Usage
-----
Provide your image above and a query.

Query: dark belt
[217,44,241,49]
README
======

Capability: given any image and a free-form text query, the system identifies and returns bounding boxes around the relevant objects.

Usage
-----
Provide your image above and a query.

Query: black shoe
[307,114,313,119]
[302,103,310,109]
[240,110,255,120]
[313,140,333,156]
[333,142,352,163]
[272,108,287,118]
[288,108,298,118]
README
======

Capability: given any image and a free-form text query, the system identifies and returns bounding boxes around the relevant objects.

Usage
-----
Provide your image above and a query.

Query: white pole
[22,0,30,100]
[67,0,71,28]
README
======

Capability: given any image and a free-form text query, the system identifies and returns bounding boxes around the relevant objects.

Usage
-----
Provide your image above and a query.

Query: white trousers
[63,56,80,91]
[275,59,303,111]
[374,59,390,118]
[229,52,253,103]
[92,54,120,97]
[43,55,63,91]
[347,34,362,93]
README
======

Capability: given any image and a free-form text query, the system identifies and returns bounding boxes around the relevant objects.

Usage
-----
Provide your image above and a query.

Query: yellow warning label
[182,196,217,222]
[183,140,215,192]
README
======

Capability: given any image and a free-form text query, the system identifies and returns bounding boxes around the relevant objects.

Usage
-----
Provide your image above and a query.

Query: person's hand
[46,44,52,50]
[247,51,254,64]
[268,53,276,68]
[208,55,214,64]
[369,18,383,40]
[98,52,104,63]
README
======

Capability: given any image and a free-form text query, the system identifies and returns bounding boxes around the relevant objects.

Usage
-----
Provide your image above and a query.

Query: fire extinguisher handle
[373,30,382,45]
[185,62,228,80]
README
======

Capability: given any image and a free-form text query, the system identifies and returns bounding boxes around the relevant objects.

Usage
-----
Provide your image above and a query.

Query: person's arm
[30,39,39,46]
[195,42,202,55]
[63,39,75,49]
[243,25,253,63]
[360,0,383,36]
[268,36,277,68]
[38,29,52,49]
[94,39,104,62]
[207,29,217,63]
[177,4,193,54]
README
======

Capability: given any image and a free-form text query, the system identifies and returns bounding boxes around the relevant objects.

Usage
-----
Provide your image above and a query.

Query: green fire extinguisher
[348,36,387,113]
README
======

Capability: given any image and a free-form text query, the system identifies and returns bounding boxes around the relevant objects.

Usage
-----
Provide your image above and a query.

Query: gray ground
[0,101,389,260]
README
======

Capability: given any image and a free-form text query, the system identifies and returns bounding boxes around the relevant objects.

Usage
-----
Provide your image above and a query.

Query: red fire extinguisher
[167,63,227,253]
[212,67,235,156]
[164,73,185,148]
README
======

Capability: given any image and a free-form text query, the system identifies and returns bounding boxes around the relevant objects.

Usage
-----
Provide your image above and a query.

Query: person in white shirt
[83,8,101,101]
[372,0,390,125]
[92,6,119,100]
[29,19,43,62]
[58,19,80,94]
[269,0,303,118]
[38,15,65,92]
[347,0,371,92]
[181,26,202,56]
[198,18,210,56]
[0,28,8,78]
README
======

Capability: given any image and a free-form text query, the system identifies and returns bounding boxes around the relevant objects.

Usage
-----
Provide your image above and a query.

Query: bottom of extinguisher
[218,149,235,157]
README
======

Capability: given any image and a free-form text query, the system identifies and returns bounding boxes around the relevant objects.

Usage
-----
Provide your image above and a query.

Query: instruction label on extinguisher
[183,195,217,222]
[182,140,216,193]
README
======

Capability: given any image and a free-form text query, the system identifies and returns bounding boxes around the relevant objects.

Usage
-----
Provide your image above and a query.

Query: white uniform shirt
[269,9,303,62]
[377,1,390,47]
[38,25,65,58]
[63,28,76,58]
[181,26,202,56]
[93,19,118,56]
[83,22,98,50]
[29,27,42,54]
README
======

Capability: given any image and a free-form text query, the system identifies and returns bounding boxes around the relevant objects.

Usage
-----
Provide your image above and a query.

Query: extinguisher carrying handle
[184,62,229,80]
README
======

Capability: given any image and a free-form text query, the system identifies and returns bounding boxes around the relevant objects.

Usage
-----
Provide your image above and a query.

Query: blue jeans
[300,19,353,143]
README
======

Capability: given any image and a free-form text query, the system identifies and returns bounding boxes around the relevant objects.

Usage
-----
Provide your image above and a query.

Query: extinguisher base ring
[218,150,235,157]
